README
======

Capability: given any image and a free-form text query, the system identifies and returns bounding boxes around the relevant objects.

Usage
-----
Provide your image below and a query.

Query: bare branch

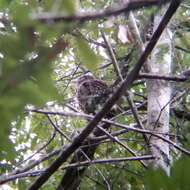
[139,72,188,82]
[32,0,171,23]
[27,108,190,156]
[0,170,45,185]
[16,130,56,167]
[62,155,155,170]
[97,126,147,168]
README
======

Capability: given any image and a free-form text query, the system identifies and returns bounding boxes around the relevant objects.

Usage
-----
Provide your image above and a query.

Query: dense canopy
[0,0,190,189]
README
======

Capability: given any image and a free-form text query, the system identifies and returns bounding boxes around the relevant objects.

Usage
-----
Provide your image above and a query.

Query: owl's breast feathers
[77,78,110,114]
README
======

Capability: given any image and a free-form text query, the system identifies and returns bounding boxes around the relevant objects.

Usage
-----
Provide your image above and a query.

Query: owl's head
[77,74,95,86]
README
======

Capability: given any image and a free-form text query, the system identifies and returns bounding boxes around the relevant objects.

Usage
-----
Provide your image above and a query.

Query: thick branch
[139,72,187,82]
[0,156,154,185]
[32,0,171,23]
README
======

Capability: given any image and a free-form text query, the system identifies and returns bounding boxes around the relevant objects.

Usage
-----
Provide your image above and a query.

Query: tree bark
[147,6,172,175]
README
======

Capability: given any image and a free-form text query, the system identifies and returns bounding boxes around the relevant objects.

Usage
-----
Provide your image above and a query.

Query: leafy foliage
[145,157,190,190]
[0,3,58,159]
[75,37,100,71]
[0,0,190,190]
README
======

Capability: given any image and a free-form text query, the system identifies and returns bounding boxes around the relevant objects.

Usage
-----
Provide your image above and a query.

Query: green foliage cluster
[145,157,190,190]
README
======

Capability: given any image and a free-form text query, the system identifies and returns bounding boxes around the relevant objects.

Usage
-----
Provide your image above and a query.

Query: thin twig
[16,130,56,167]
[62,155,155,170]
[101,28,148,143]
[97,126,147,168]
[26,108,190,155]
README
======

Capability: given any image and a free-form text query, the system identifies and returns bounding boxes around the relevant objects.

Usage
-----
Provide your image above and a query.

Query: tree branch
[27,108,190,155]
[62,155,154,170]
[32,0,171,23]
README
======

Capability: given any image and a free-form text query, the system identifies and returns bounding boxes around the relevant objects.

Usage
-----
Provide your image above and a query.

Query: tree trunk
[147,7,172,175]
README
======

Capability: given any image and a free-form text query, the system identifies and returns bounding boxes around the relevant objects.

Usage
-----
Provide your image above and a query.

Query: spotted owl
[76,74,111,114]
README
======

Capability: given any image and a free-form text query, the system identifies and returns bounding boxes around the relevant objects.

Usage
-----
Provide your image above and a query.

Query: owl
[76,74,110,114]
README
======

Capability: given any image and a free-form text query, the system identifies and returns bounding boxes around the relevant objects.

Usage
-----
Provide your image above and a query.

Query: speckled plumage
[77,75,109,114]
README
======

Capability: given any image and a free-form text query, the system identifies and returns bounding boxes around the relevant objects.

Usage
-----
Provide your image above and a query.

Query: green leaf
[145,157,190,190]
[0,34,27,60]
[0,107,16,161]
[171,157,190,190]
[42,0,77,13]
[145,169,170,190]
[0,0,12,8]
[60,0,77,14]
[75,38,100,71]
[42,0,54,11]
[9,1,31,26]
